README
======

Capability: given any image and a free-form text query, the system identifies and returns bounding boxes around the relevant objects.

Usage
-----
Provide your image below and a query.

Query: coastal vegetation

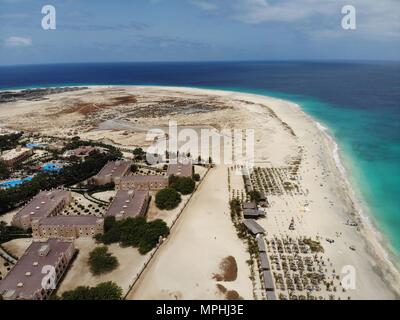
[88,246,119,275]
[59,281,122,300]
[95,217,169,254]
[155,187,182,210]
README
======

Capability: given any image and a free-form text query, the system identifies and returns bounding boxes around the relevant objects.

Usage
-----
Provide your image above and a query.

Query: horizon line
[1,58,400,68]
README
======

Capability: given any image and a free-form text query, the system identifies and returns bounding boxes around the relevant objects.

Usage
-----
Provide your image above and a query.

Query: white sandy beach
[1,85,399,299]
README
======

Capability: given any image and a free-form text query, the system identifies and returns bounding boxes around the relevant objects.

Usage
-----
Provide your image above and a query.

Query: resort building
[106,190,150,220]
[0,239,75,300]
[47,141,65,152]
[62,145,96,158]
[242,219,265,235]
[12,189,72,230]
[243,209,266,219]
[259,252,271,271]
[0,146,33,167]
[32,216,104,239]
[116,175,168,191]
[262,270,276,292]
[92,160,131,186]
[256,236,267,252]
[167,162,193,177]
[243,201,257,210]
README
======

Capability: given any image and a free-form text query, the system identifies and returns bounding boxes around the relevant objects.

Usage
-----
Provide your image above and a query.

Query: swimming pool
[0,176,33,188]
[41,163,63,173]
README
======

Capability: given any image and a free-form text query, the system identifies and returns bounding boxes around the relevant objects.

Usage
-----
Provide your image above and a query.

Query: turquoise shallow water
[0,61,399,263]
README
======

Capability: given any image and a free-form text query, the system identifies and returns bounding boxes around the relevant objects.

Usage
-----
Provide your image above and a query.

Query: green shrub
[96,217,169,255]
[104,216,116,232]
[155,188,181,210]
[61,281,122,300]
[88,246,119,275]
[170,176,195,195]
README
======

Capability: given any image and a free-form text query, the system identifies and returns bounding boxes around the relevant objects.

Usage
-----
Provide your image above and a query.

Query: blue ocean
[0,61,399,260]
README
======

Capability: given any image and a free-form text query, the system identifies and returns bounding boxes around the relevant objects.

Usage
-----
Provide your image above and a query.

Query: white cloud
[189,0,218,11]
[232,0,337,23]
[148,0,400,40]
[230,0,400,39]
[4,36,32,47]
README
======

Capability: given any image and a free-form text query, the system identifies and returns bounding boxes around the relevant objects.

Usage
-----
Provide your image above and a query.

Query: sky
[0,0,399,65]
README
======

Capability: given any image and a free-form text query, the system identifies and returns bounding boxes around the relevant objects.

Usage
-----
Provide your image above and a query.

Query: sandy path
[128,164,253,300]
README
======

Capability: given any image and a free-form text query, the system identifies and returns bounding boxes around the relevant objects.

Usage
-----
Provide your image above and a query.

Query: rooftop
[256,236,267,252]
[243,219,265,235]
[0,240,74,300]
[36,215,103,226]
[74,145,95,154]
[262,270,275,291]
[106,190,149,219]
[259,252,270,270]
[243,201,257,210]
[243,209,266,218]
[1,147,32,161]
[167,162,193,177]
[14,189,70,222]
[120,175,167,183]
[94,160,130,179]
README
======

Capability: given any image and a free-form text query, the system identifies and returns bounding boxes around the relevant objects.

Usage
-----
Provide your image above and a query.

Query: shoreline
[316,120,400,267]
[1,84,399,298]
[306,109,400,296]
